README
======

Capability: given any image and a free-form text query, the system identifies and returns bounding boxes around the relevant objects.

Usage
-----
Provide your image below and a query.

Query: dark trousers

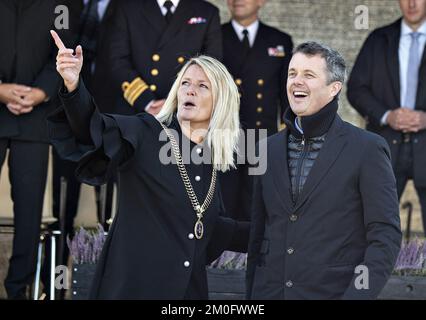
[0,139,49,299]
[394,140,426,234]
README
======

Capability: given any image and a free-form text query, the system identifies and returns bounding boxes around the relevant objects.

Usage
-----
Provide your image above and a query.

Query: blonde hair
[156,55,240,172]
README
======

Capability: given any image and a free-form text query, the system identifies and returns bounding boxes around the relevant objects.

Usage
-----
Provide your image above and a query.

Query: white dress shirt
[145,1,179,111]
[399,19,426,108]
[231,19,259,48]
[157,0,180,15]
[381,19,426,124]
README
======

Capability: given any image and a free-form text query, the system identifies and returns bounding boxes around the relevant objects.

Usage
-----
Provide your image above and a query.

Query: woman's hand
[50,30,83,92]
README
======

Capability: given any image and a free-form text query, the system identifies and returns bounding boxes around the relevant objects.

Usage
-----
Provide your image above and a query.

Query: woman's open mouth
[183,101,196,109]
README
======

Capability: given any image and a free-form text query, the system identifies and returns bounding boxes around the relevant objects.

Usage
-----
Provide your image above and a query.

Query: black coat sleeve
[206,217,249,265]
[206,185,250,264]
[347,32,391,127]
[342,135,402,299]
[246,174,267,300]
[48,80,147,186]
[58,80,96,144]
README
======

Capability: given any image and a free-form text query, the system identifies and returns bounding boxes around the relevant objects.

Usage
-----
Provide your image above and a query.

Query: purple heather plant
[67,224,106,265]
[209,239,426,275]
[66,227,426,276]
[394,238,426,276]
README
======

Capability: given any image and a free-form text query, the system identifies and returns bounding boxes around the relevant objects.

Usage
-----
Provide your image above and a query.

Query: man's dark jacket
[347,18,426,187]
[247,99,402,299]
[0,0,61,142]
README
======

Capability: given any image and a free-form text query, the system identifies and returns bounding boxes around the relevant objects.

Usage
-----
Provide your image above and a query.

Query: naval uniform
[108,0,222,113]
[220,20,293,221]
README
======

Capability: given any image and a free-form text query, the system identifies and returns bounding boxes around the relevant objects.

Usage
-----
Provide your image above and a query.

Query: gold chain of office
[160,122,217,240]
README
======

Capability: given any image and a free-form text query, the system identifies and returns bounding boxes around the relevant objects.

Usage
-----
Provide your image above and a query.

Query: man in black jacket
[220,0,293,221]
[247,42,401,300]
[108,0,222,115]
[0,0,61,299]
[347,0,426,234]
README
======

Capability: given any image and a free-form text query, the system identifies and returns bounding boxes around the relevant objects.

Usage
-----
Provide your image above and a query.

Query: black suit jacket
[222,22,293,135]
[66,0,119,114]
[0,0,61,142]
[247,114,401,300]
[347,18,426,186]
[109,0,222,113]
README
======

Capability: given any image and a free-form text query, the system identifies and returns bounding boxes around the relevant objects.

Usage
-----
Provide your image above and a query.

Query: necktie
[404,32,421,109]
[79,0,100,67]
[242,29,250,57]
[164,0,173,24]
[242,29,250,49]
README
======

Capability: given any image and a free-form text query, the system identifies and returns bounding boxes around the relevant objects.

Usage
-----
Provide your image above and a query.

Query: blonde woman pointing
[49,30,249,300]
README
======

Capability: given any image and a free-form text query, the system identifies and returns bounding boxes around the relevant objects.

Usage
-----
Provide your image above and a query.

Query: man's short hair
[293,41,347,84]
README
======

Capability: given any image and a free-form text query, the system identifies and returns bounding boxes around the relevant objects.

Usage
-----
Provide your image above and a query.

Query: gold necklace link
[160,122,217,239]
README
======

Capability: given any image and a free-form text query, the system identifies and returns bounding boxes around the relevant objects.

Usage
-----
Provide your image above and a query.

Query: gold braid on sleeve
[122,77,149,106]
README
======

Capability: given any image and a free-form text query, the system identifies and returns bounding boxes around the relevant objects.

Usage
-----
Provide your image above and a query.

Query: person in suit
[220,0,293,221]
[82,0,120,115]
[49,31,248,299]
[42,0,118,299]
[0,0,61,299]
[347,0,426,234]
[51,0,118,249]
[108,0,222,116]
[247,42,402,300]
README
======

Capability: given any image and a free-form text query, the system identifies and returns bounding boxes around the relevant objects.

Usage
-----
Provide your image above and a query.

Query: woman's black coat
[48,81,248,299]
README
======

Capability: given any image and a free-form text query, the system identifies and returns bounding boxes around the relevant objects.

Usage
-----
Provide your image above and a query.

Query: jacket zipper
[294,135,308,203]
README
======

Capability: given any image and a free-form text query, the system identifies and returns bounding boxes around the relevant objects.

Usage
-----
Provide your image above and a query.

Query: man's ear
[330,81,343,98]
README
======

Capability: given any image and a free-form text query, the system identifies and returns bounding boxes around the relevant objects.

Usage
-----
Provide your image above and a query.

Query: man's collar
[231,19,259,36]
[401,18,426,36]
[157,0,180,8]
[294,117,304,134]
[284,98,339,139]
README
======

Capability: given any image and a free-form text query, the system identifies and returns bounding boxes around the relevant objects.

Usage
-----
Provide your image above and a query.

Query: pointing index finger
[50,30,66,50]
